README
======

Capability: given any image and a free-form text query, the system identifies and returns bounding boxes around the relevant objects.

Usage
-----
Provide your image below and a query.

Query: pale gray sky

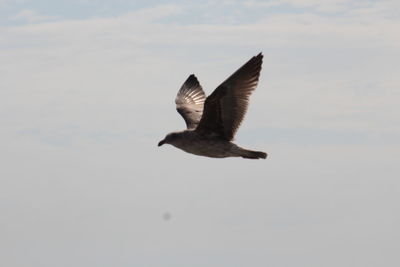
[1,0,399,266]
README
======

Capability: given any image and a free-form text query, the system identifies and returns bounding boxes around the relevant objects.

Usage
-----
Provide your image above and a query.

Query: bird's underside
[158,53,267,160]
[161,129,266,159]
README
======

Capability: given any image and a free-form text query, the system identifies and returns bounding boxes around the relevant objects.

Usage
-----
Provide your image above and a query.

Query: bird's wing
[175,74,206,129]
[196,53,263,140]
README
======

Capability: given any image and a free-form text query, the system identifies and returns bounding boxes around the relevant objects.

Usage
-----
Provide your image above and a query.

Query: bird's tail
[240,149,267,159]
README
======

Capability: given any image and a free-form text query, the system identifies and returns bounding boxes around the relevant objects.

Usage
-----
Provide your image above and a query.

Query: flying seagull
[158,53,267,159]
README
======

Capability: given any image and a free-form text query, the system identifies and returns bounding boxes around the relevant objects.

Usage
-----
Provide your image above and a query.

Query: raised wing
[175,74,206,129]
[196,53,263,140]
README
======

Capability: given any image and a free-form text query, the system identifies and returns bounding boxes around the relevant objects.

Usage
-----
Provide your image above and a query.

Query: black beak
[158,140,165,147]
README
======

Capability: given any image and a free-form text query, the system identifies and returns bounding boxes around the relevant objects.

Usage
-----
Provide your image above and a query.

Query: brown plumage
[158,53,267,159]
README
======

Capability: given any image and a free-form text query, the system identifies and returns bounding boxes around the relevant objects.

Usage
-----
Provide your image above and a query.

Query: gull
[158,53,267,159]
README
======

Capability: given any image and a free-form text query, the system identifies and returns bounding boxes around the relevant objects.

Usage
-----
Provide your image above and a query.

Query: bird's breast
[172,133,235,158]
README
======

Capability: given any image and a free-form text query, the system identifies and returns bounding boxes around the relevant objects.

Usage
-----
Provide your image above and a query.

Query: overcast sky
[1,0,399,266]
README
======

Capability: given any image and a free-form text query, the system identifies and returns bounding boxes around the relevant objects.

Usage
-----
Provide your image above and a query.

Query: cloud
[0,0,23,7]
[244,0,349,10]
[244,0,394,14]
[118,3,183,22]
[2,3,399,139]
[11,9,58,23]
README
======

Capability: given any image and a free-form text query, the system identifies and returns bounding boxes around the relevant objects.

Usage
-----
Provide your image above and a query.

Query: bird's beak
[158,140,165,147]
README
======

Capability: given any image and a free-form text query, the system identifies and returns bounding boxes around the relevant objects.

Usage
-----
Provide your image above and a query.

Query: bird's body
[158,53,267,160]
[162,130,265,159]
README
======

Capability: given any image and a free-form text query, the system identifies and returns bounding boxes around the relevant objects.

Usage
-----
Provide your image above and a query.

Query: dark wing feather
[196,53,263,140]
[175,74,206,129]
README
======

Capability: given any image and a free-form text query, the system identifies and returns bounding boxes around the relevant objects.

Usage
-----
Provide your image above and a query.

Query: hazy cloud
[11,9,58,23]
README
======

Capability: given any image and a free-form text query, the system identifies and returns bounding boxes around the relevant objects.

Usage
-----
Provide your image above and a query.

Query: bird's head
[158,132,180,147]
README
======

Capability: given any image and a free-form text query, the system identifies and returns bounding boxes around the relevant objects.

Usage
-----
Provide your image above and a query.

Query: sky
[1,0,399,266]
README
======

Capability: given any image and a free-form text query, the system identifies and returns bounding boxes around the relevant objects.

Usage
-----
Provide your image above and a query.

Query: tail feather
[240,149,267,159]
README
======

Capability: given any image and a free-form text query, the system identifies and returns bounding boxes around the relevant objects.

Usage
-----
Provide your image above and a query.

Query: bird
[158,53,267,159]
